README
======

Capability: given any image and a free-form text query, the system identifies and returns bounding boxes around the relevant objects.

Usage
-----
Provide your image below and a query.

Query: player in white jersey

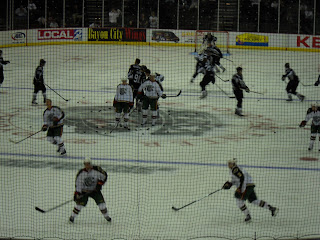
[69,158,111,223]
[113,77,134,129]
[137,73,166,126]
[42,99,66,155]
[299,102,320,151]
[0,50,10,90]
[222,159,278,223]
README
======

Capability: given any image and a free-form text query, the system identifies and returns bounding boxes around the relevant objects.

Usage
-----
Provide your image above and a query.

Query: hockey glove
[41,125,48,131]
[245,88,250,93]
[299,120,307,128]
[222,181,232,190]
[315,81,319,86]
[73,192,83,201]
[161,94,166,99]
[96,180,104,191]
[113,99,117,108]
[282,75,286,81]
[53,117,59,125]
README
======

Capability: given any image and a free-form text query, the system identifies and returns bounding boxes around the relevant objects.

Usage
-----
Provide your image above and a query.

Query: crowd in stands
[1,0,316,35]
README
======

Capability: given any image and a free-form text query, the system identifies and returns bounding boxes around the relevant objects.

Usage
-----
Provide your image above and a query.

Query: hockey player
[32,59,47,104]
[128,58,144,98]
[282,63,305,102]
[0,50,10,90]
[199,54,216,99]
[222,158,278,223]
[206,43,226,73]
[202,33,217,49]
[231,67,250,116]
[299,102,320,151]
[113,77,134,129]
[69,158,111,223]
[137,73,166,126]
[42,99,66,155]
[314,74,320,86]
[190,52,207,83]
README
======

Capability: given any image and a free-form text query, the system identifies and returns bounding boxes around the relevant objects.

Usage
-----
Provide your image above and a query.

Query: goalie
[198,32,217,53]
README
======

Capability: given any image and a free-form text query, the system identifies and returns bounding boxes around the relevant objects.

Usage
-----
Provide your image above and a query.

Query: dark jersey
[206,46,223,64]
[128,64,144,89]
[33,66,44,85]
[0,57,9,81]
[232,73,248,92]
[283,68,299,82]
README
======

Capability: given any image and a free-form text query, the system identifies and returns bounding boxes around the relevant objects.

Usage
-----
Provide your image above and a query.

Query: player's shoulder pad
[307,108,313,114]
[76,168,86,178]
[93,165,107,175]
[232,167,239,174]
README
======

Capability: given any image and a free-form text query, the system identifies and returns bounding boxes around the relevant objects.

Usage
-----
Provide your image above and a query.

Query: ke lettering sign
[297,36,320,48]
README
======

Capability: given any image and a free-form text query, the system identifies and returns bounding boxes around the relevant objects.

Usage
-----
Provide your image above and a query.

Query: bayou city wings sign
[88,28,146,42]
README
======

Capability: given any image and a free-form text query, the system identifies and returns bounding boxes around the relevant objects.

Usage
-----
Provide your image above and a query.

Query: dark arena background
[0,0,320,240]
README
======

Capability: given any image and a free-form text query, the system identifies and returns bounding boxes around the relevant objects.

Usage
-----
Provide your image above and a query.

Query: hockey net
[195,30,230,55]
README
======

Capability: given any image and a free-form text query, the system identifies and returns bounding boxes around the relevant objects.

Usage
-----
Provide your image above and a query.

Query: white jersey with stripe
[43,106,64,127]
[229,165,254,193]
[138,80,163,99]
[75,166,107,193]
[114,83,133,103]
[305,108,320,126]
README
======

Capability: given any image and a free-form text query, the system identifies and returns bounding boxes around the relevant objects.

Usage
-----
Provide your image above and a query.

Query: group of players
[113,58,166,129]
[190,33,320,152]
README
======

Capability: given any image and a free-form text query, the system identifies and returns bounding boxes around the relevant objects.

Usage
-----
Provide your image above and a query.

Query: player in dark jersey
[203,33,217,46]
[199,55,216,99]
[282,63,305,102]
[32,59,47,105]
[190,52,208,83]
[231,67,250,116]
[314,74,320,86]
[0,50,10,90]
[128,59,145,110]
[206,43,226,73]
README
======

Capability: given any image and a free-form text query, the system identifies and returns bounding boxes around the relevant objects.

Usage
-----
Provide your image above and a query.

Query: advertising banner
[88,28,146,42]
[296,36,320,48]
[37,29,82,41]
[236,33,268,47]
[11,31,27,44]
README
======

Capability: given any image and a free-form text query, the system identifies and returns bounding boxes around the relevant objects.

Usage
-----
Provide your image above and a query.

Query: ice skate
[105,216,112,222]
[244,214,252,223]
[69,216,74,223]
[235,108,244,117]
[199,90,207,99]
[190,78,194,83]
[32,100,38,105]
[60,149,67,155]
[298,95,305,102]
[270,206,278,217]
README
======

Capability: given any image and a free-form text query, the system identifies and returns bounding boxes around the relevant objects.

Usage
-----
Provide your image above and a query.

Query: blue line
[2,86,319,102]
[1,152,319,172]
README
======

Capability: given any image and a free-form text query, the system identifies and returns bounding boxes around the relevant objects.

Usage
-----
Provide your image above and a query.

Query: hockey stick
[9,130,42,144]
[299,81,314,87]
[35,192,91,213]
[215,84,235,98]
[222,57,233,62]
[165,90,182,98]
[172,188,222,211]
[216,75,229,82]
[110,106,136,133]
[249,90,264,95]
[44,83,69,102]
[35,199,73,213]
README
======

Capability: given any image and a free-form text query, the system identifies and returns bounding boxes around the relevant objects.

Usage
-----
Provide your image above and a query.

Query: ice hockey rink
[0,43,320,240]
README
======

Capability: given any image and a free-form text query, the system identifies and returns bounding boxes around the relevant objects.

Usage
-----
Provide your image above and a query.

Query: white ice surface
[0,44,320,240]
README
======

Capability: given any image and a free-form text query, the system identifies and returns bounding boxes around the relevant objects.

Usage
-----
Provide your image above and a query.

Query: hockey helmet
[311,102,319,107]
[236,67,243,72]
[121,76,128,82]
[285,63,290,68]
[40,59,46,64]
